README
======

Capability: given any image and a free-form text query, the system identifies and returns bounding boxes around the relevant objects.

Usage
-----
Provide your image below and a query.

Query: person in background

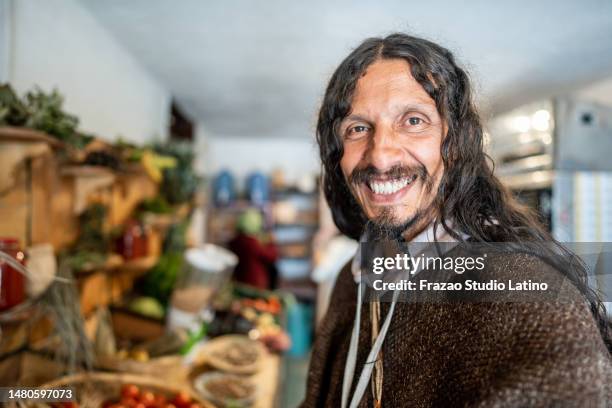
[228,208,278,290]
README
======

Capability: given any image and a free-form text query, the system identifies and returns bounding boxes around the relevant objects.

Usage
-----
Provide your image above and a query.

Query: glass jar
[116,220,149,260]
[0,238,26,311]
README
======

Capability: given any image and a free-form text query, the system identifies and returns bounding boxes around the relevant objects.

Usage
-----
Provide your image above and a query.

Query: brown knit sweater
[301,249,612,407]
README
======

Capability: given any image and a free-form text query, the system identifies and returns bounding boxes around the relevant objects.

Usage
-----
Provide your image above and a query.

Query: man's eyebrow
[398,102,437,114]
[343,102,437,122]
[342,114,370,123]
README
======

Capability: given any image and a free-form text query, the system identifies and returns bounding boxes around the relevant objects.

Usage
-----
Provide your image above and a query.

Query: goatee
[364,208,423,241]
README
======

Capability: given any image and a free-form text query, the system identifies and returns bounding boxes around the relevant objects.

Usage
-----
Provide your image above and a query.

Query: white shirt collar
[351,221,468,282]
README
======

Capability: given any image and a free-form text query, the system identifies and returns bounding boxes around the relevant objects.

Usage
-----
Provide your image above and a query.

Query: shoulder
[329,259,358,304]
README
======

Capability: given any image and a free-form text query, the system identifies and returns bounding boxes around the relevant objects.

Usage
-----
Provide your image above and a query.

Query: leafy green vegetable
[163,220,189,253]
[153,141,199,204]
[0,83,92,148]
[61,203,110,273]
[61,250,107,272]
[138,196,173,214]
[0,84,28,126]
[23,87,86,148]
[74,203,109,253]
[140,252,183,306]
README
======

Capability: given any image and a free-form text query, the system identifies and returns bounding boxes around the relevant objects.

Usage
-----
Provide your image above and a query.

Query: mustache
[348,164,429,185]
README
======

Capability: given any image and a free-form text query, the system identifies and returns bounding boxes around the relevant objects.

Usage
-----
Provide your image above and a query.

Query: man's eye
[403,115,430,133]
[407,117,423,126]
[346,125,370,138]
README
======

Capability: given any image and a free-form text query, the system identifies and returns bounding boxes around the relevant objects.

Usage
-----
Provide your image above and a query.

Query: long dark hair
[317,33,611,351]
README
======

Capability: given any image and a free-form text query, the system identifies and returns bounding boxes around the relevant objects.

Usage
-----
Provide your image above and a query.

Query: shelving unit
[0,126,66,148]
[206,199,271,245]
[270,189,318,302]
[0,127,62,247]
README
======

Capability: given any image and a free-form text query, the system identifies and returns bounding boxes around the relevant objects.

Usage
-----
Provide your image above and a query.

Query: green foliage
[138,196,173,214]
[0,84,28,126]
[62,250,107,272]
[161,166,199,204]
[153,141,199,204]
[140,252,183,306]
[139,221,189,305]
[61,203,110,273]
[0,83,93,148]
[74,203,109,253]
[163,220,189,253]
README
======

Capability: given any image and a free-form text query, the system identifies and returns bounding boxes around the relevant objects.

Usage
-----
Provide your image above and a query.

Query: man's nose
[365,126,403,171]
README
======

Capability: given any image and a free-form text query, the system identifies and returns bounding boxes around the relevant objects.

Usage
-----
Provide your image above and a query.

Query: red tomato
[154,394,167,407]
[139,391,156,406]
[165,404,177,408]
[122,384,140,400]
[188,404,202,408]
[172,391,191,408]
[121,397,139,408]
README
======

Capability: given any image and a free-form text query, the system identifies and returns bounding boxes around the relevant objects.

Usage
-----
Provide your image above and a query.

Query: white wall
[204,135,320,185]
[0,1,11,82]
[574,75,612,107]
[6,0,170,144]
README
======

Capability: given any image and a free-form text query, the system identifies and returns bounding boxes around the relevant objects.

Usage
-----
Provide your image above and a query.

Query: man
[302,33,612,407]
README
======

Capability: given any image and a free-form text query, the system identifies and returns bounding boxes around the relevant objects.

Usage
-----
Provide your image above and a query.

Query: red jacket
[228,233,278,289]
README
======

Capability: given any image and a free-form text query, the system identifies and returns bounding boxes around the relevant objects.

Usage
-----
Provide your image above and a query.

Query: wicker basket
[95,354,187,379]
[194,335,265,375]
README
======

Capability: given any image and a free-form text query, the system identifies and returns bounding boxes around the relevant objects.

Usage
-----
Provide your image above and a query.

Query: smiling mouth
[366,174,418,195]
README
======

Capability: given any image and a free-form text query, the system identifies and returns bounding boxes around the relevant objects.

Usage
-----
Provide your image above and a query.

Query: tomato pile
[51,385,203,408]
[101,384,204,408]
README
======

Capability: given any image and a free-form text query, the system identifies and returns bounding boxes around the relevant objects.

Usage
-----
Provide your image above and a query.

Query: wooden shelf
[60,165,115,178]
[76,254,159,317]
[73,254,158,277]
[60,165,116,213]
[117,255,159,277]
[0,126,65,149]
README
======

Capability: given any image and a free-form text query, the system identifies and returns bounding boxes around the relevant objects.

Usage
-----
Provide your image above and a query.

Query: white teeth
[369,177,413,195]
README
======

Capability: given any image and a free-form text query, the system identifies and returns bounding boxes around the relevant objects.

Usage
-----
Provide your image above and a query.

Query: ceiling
[81,0,612,139]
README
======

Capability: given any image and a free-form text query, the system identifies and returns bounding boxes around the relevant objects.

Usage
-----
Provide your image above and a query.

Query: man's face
[339,59,446,234]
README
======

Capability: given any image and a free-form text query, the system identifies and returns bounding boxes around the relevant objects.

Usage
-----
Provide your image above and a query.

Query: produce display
[206,284,291,353]
[139,252,183,307]
[152,142,199,205]
[62,203,111,273]
[100,384,205,408]
[0,81,292,407]
[46,387,202,408]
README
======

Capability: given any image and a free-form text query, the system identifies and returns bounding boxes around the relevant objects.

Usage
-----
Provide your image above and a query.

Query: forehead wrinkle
[351,62,438,121]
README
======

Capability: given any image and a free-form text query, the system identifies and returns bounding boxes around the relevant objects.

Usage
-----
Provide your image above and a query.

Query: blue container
[246,172,270,207]
[287,301,313,357]
[212,170,236,207]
